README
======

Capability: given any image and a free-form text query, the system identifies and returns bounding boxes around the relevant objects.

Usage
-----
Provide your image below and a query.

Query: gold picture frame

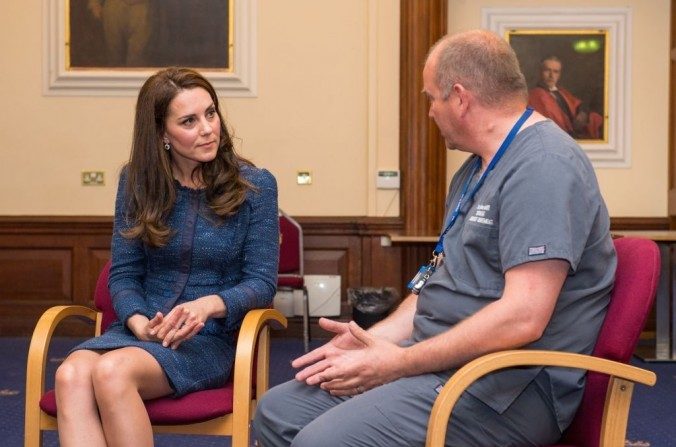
[44,0,257,96]
[483,7,631,168]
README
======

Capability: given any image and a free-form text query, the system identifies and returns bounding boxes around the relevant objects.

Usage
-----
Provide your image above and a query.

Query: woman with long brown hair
[54,67,279,446]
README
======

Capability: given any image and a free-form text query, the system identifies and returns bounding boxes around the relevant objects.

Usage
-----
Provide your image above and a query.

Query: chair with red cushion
[25,260,287,447]
[426,237,660,447]
[278,209,310,352]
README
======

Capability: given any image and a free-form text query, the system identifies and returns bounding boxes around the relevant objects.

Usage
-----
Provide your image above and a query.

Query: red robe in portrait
[528,86,602,139]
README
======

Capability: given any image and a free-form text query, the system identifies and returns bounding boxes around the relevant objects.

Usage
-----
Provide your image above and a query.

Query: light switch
[376,170,400,189]
[297,171,312,185]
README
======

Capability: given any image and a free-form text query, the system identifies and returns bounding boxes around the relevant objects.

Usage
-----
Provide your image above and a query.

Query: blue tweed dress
[73,165,279,396]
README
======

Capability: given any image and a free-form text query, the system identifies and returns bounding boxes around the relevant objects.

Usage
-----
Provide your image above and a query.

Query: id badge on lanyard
[408,254,444,294]
[407,107,533,295]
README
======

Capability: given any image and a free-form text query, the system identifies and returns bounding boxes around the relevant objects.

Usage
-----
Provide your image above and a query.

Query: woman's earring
[164,141,171,151]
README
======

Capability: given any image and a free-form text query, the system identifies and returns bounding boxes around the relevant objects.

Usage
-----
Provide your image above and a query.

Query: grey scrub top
[410,120,616,431]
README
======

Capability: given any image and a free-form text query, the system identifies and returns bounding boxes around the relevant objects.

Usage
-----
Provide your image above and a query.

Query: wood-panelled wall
[0,216,412,337]
[0,216,667,337]
[0,217,112,336]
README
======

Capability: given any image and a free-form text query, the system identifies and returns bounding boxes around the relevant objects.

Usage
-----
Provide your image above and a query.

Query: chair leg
[303,287,310,352]
[24,427,42,447]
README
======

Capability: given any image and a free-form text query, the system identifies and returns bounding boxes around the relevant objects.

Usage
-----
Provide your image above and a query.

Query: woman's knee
[91,353,133,400]
[55,352,96,394]
[55,362,80,393]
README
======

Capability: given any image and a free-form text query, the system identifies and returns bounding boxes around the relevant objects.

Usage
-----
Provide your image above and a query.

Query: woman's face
[163,87,221,176]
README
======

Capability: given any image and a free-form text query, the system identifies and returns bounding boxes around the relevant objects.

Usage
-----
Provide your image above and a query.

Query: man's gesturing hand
[293,319,406,396]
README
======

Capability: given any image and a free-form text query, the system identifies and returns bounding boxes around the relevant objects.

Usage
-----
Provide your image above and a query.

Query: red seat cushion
[40,381,235,425]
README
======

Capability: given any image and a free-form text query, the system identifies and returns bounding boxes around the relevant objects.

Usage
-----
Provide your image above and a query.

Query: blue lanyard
[433,107,533,256]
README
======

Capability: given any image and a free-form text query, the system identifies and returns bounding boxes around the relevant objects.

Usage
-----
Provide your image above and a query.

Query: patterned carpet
[1,337,674,446]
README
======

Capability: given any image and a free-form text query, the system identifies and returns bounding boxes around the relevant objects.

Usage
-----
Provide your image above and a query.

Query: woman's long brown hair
[122,67,253,247]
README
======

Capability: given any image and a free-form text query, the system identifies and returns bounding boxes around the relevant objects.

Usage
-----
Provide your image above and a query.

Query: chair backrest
[278,210,303,275]
[560,237,660,447]
[93,260,116,333]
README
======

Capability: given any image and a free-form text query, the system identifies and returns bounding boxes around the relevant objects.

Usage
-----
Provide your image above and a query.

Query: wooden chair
[426,237,660,447]
[25,261,287,447]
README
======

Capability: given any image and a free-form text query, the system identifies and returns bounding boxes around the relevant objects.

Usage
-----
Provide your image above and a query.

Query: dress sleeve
[108,169,151,324]
[218,168,279,331]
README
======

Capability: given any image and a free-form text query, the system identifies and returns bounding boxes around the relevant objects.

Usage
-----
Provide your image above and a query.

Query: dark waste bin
[347,287,400,329]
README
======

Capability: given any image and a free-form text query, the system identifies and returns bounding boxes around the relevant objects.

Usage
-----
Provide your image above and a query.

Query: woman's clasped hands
[152,304,206,349]
[127,299,215,349]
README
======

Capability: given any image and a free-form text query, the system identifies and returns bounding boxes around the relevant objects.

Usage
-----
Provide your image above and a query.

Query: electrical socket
[82,171,105,186]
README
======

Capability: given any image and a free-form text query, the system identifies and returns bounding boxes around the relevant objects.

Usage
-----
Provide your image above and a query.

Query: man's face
[422,59,458,149]
[540,59,562,90]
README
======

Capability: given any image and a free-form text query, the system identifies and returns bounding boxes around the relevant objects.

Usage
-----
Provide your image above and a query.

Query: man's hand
[294,319,406,396]
[293,318,365,376]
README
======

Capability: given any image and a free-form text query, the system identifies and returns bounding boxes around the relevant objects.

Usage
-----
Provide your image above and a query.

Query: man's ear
[453,83,471,113]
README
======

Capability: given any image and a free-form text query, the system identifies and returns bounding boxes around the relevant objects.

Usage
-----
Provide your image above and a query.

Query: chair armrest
[24,305,98,443]
[26,305,99,395]
[231,309,287,429]
[234,308,288,393]
[425,350,656,447]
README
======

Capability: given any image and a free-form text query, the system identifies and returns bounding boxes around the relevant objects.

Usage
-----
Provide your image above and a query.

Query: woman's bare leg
[92,347,173,447]
[55,350,106,447]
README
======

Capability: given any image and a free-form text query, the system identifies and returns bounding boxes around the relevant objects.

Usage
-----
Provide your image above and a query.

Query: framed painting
[508,30,608,143]
[483,8,632,168]
[44,0,257,96]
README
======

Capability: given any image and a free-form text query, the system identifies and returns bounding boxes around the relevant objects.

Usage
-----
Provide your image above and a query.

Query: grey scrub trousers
[254,374,560,447]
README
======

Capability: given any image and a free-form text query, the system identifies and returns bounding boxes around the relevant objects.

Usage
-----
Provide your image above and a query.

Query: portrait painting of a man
[508,31,607,142]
